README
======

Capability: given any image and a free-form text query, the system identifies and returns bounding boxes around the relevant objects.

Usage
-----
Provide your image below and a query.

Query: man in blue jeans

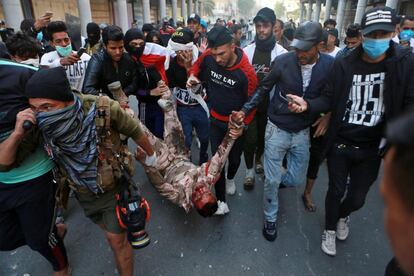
[233,22,334,241]
[166,28,210,164]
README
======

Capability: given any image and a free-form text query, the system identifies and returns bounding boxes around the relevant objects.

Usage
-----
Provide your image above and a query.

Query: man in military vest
[25,67,156,276]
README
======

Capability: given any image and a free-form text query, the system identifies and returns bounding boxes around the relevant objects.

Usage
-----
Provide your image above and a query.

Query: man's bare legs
[302,178,317,212]
[105,231,133,276]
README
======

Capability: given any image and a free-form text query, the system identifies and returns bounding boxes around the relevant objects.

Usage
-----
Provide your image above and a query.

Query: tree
[238,0,256,19]
[274,1,286,20]
[203,0,215,17]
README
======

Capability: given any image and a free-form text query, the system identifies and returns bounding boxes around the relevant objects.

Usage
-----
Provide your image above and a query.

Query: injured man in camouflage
[135,90,243,217]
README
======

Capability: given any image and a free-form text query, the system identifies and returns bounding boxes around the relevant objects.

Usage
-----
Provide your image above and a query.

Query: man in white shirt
[40,21,90,91]
[320,28,341,58]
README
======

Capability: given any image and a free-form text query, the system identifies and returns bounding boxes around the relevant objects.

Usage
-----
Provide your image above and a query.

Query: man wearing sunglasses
[285,7,414,257]
[232,21,334,241]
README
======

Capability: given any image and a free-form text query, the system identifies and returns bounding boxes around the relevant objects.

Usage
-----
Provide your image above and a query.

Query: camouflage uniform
[138,91,235,212]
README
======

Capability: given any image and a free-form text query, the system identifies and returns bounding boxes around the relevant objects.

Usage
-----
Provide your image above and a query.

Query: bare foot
[53,265,71,276]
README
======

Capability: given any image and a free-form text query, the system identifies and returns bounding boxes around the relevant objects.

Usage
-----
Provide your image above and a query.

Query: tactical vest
[56,95,135,207]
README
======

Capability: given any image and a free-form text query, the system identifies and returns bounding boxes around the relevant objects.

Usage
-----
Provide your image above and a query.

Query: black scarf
[255,34,276,52]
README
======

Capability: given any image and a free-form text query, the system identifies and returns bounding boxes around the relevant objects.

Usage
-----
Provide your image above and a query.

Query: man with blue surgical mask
[281,6,414,256]
[393,15,414,52]
[40,21,91,91]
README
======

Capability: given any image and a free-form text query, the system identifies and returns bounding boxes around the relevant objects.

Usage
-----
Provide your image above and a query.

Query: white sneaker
[336,216,350,241]
[214,201,230,216]
[226,178,236,195]
[321,230,336,256]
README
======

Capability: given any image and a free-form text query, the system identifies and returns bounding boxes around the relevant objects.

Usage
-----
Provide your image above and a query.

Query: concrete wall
[31,0,79,20]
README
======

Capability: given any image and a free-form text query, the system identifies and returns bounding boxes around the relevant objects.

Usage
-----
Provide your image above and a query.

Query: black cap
[171,27,194,44]
[26,67,74,102]
[291,21,322,51]
[207,26,233,48]
[142,23,155,33]
[361,7,397,36]
[325,27,338,38]
[187,13,201,24]
[253,7,276,24]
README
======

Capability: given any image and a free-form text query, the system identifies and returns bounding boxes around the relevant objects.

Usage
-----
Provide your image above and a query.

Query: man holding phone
[40,21,91,91]
[232,22,334,241]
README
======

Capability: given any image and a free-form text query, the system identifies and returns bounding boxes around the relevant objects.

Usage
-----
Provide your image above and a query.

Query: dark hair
[230,24,242,34]
[102,25,124,45]
[6,32,41,58]
[345,23,361,38]
[324,19,337,28]
[387,112,414,212]
[196,201,218,217]
[20,19,35,33]
[46,21,68,40]
[400,15,414,27]
[145,30,164,46]
[275,19,284,29]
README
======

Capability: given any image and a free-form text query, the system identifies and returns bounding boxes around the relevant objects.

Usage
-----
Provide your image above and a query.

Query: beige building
[0,0,203,37]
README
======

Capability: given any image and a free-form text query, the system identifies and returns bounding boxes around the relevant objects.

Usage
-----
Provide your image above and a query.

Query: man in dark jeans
[286,7,414,256]
[82,25,136,99]
[187,26,257,215]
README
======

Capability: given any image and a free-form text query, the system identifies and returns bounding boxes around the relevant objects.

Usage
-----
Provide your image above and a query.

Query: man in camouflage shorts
[135,90,243,217]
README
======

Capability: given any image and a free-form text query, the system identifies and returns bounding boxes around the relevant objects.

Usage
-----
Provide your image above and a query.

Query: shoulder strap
[96,95,111,132]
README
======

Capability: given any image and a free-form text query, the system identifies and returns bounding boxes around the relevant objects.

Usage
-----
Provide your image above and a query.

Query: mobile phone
[77,47,86,57]
[286,95,300,105]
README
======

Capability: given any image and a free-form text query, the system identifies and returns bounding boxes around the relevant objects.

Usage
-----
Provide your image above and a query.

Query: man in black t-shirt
[285,7,414,257]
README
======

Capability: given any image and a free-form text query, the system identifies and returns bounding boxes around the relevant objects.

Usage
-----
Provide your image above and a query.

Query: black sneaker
[262,221,277,241]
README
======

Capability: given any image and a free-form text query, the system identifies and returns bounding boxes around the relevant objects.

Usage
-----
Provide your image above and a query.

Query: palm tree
[203,0,215,17]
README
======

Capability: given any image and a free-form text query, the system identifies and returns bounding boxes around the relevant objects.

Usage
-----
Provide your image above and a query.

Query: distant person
[84,22,103,56]
[336,23,362,58]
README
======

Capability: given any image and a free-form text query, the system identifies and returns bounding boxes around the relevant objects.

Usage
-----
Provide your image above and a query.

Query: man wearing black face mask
[123,28,169,138]
[242,8,287,190]
[84,22,103,56]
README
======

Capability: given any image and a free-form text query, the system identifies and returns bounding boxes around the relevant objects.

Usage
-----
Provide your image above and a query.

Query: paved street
[0,97,392,276]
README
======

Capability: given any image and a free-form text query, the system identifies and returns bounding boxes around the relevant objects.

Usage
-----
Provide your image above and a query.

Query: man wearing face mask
[26,67,156,276]
[6,32,42,67]
[123,28,170,138]
[393,15,414,53]
[166,28,209,165]
[84,22,103,56]
[40,21,91,91]
[242,8,287,190]
[278,7,414,256]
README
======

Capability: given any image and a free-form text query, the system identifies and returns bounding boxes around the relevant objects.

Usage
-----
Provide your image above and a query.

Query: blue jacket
[242,51,334,133]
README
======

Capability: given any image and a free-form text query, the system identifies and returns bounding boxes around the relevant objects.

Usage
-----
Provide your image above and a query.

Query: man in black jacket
[82,25,136,99]
[286,7,414,257]
[232,22,334,241]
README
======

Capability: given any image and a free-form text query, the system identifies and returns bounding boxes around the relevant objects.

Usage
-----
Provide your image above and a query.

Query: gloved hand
[144,152,157,167]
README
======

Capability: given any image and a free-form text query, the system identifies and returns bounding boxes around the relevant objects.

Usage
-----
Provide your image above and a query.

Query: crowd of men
[0,5,414,276]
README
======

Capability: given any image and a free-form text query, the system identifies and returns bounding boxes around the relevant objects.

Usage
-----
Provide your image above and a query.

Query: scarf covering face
[167,39,199,64]
[37,95,99,193]
[255,33,276,52]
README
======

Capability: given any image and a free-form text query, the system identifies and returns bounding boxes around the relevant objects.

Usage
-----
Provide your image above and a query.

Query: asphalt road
[0,97,392,276]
